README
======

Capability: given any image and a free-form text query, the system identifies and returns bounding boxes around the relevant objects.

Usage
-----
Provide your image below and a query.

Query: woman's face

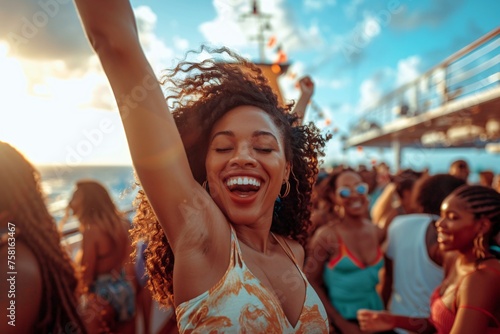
[69,188,84,216]
[205,106,290,227]
[333,171,369,217]
[436,194,479,253]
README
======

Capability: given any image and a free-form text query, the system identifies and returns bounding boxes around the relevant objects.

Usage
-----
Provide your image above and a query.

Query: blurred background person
[380,174,466,334]
[0,141,86,334]
[358,184,500,333]
[371,169,424,231]
[479,170,495,188]
[305,168,386,334]
[448,159,470,182]
[368,162,393,213]
[493,174,500,193]
[62,180,135,333]
[309,166,345,235]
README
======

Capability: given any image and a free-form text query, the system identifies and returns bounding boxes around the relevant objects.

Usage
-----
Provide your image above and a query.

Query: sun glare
[0,41,129,165]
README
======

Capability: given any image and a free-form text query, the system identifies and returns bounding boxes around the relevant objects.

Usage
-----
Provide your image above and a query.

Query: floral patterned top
[176,226,329,333]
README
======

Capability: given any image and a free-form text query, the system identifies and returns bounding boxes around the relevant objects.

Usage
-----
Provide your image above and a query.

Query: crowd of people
[1,1,500,333]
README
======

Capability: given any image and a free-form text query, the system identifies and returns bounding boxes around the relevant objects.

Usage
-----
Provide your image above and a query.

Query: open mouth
[348,200,363,209]
[225,176,262,196]
[437,232,453,243]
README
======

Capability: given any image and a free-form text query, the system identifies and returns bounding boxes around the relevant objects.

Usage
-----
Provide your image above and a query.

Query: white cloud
[173,36,189,51]
[200,0,324,61]
[134,6,158,33]
[0,48,130,165]
[396,56,421,86]
[198,0,248,48]
[354,56,420,114]
[359,78,382,112]
[0,5,177,164]
[362,14,382,40]
[134,6,175,73]
[0,0,91,61]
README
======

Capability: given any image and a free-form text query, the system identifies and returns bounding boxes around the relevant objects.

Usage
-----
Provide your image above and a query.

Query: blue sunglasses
[337,183,369,198]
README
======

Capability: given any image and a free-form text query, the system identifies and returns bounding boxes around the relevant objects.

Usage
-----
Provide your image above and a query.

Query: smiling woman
[73,0,329,332]
[357,185,500,334]
[130,49,329,332]
[304,168,386,334]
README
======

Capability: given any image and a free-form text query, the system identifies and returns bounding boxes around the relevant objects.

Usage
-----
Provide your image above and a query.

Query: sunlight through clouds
[0,0,497,169]
[0,45,129,164]
[0,3,176,165]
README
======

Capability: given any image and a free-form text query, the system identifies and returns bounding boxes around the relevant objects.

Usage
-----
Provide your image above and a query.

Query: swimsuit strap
[476,265,500,277]
[331,229,347,254]
[458,305,500,327]
[271,233,299,265]
[228,225,243,267]
[452,263,500,313]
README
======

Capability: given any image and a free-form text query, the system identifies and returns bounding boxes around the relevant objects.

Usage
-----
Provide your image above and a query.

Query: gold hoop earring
[202,180,209,192]
[280,180,290,198]
[334,204,345,219]
[473,233,486,259]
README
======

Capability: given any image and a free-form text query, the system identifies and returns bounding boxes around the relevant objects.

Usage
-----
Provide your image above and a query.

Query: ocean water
[37,165,138,222]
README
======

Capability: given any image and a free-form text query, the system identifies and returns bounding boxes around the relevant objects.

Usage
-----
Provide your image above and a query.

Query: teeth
[226,176,261,187]
[437,233,452,242]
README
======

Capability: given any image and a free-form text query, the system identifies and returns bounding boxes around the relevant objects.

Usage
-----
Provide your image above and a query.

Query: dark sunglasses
[336,183,369,198]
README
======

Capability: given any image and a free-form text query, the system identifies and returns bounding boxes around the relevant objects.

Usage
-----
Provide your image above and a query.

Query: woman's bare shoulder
[0,240,43,332]
[458,261,500,303]
[8,241,42,277]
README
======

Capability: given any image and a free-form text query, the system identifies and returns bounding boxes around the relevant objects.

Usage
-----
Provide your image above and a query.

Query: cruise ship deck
[343,28,500,169]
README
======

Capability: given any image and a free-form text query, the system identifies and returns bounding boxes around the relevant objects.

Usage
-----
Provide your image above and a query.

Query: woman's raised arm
[74,0,210,249]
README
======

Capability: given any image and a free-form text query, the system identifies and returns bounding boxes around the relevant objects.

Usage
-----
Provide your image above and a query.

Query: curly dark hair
[129,46,328,306]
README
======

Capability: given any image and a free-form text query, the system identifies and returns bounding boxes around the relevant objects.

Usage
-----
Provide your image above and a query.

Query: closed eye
[255,148,273,153]
[215,148,233,152]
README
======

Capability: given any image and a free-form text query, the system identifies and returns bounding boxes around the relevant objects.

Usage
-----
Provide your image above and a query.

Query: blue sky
[0,0,499,174]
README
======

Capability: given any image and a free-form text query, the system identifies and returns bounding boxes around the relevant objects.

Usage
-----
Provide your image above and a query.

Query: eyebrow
[211,130,279,143]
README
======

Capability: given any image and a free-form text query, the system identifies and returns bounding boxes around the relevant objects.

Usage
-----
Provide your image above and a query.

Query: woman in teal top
[323,233,384,320]
[305,168,386,334]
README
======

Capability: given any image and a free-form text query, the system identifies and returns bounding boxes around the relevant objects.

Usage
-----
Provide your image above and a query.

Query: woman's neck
[233,224,273,254]
[458,251,496,268]
[341,215,365,227]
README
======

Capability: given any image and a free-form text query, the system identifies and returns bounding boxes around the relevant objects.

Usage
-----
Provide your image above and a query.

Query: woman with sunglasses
[305,168,387,334]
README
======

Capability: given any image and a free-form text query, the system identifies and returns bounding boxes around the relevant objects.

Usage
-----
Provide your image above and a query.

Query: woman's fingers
[357,309,378,331]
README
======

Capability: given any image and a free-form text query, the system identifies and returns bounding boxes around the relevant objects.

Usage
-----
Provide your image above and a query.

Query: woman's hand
[296,75,315,99]
[291,75,315,123]
[357,309,395,332]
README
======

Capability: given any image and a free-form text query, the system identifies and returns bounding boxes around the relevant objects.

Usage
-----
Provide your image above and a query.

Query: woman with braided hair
[358,184,500,333]
[74,0,329,332]
[0,141,86,334]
